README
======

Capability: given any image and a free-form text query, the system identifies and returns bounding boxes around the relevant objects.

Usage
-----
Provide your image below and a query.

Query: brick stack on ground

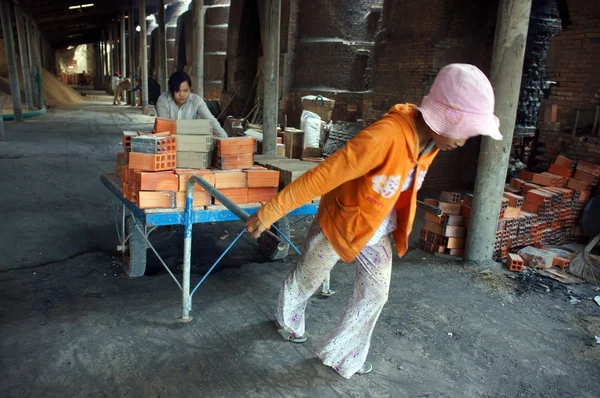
[460,154,598,267]
[420,191,466,258]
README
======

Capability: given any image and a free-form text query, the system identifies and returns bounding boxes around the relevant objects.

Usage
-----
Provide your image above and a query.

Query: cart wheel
[123,216,147,277]
[258,217,290,261]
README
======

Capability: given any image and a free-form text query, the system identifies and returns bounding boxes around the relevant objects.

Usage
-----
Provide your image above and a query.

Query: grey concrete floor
[1,94,600,397]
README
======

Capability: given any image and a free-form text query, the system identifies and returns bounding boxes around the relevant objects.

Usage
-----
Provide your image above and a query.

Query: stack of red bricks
[118,130,179,208]
[420,192,466,258]
[117,130,281,209]
[215,137,256,170]
[459,154,598,261]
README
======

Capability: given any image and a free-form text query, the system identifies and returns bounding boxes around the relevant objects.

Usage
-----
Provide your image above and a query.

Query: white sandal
[275,321,307,343]
[356,362,373,374]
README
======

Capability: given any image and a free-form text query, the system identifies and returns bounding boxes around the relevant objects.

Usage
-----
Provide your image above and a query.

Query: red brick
[138,191,176,209]
[217,153,254,170]
[248,187,279,203]
[216,137,256,155]
[555,155,575,169]
[214,188,248,205]
[508,253,524,272]
[504,206,521,219]
[129,153,177,171]
[213,171,247,189]
[522,201,540,213]
[576,160,600,176]
[573,169,599,185]
[175,191,212,208]
[522,182,542,194]
[245,170,280,188]
[154,117,177,134]
[552,257,571,269]
[548,164,573,179]
[520,170,535,181]
[439,191,461,204]
[176,169,215,192]
[567,178,590,192]
[136,171,178,191]
[510,178,524,191]
[526,189,553,205]
[503,192,525,208]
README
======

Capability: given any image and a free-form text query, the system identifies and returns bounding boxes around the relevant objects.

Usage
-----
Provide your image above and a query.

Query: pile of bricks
[460,155,598,263]
[117,122,281,209]
[215,137,255,170]
[420,191,466,257]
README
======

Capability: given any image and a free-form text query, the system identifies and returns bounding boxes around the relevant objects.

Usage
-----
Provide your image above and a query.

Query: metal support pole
[0,104,5,140]
[33,24,43,106]
[0,0,23,121]
[108,24,114,75]
[263,0,281,155]
[192,0,204,98]
[465,0,532,263]
[140,0,149,113]
[121,12,127,102]
[25,17,39,109]
[103,32,109,90]
[158,0,168,92]
[94,42,102,89]
[15,8,34,110]
[128,4,135,105]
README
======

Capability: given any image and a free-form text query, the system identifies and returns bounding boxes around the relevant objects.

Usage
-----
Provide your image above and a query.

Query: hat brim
[418,96,502,141]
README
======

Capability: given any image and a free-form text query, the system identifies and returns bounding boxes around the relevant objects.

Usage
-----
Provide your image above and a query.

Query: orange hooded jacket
[257,104,440,263]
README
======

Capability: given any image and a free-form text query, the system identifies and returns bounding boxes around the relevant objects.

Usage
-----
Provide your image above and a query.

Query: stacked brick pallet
[420,192,467,257]
[116,123,281,209]
[460,155,598,264]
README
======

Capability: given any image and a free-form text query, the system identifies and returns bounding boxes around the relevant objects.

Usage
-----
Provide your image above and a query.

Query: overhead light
[67,45,75,50]
[68,65,74,69]
[135,25,141,32]
[68,3,94,9]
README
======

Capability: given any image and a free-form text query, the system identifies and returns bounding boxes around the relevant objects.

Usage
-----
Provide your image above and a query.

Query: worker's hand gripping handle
[188,176,286,251]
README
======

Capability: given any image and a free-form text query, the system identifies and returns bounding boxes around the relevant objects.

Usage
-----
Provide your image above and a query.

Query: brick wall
[173,2,230,100]
[542,0,600,126]
[283,0,381,127]
[534,0,600,170]
[362,0,498,191]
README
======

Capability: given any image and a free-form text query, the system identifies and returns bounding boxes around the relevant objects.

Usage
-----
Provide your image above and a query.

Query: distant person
[112,72,121,105]
[156,71,227,138]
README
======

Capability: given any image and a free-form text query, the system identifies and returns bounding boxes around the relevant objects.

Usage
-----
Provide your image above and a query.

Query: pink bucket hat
[418,64,502,140]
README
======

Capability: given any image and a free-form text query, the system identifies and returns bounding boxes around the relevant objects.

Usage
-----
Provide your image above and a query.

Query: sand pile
[42,69,84,105]
[0,68,84,113]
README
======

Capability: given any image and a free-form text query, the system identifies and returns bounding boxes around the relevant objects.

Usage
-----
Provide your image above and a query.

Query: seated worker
[156,71,228,138]
[245,64,503,379]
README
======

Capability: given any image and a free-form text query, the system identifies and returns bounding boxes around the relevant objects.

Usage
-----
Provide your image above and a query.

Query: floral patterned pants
[275,219,393,379]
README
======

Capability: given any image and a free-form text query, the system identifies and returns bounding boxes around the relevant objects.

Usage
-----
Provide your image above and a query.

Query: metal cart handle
[188,176,286,251]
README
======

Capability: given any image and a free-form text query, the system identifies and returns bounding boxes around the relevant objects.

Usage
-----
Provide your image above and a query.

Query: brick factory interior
[1,0,600,396]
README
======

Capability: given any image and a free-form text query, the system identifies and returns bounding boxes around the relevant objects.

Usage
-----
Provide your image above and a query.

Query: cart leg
[179,220,193,322]
[320,271,336,297]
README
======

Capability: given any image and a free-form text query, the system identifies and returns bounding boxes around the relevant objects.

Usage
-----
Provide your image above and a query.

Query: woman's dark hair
[168,71,192,95]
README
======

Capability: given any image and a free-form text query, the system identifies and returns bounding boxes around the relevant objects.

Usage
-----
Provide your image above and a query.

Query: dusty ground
[1,94,599,397]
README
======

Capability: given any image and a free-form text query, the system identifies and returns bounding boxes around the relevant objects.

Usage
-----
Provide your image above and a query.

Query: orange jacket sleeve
[257,129,384,227]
